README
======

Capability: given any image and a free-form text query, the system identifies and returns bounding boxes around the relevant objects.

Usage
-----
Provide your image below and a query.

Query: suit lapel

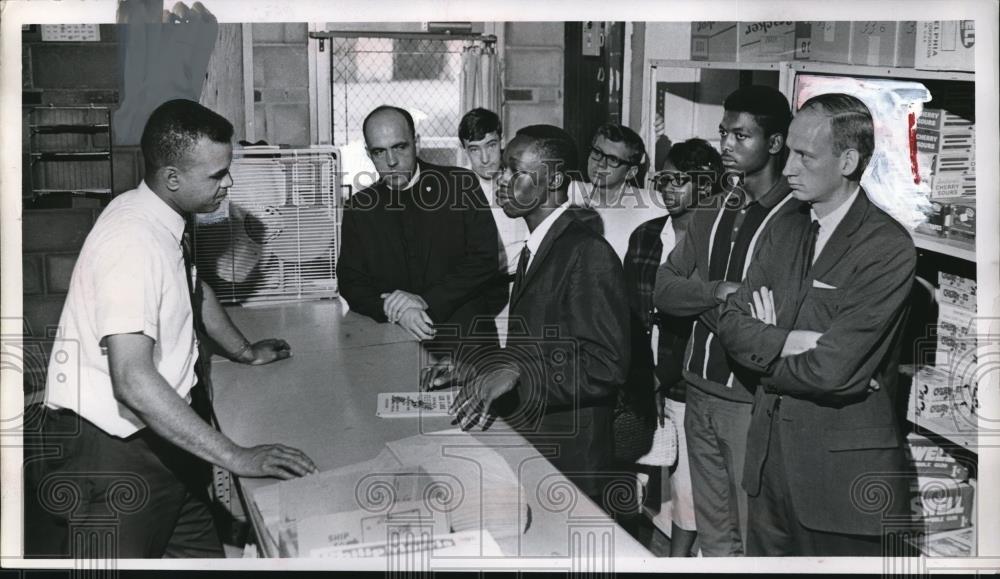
[808,189,870,283]
[510,210,576,308]
[787,189,870,324]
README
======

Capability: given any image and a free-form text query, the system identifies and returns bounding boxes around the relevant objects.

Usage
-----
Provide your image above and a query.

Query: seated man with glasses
[570,123,666,262]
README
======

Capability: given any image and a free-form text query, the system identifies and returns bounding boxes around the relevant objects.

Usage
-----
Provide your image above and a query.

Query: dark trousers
[684,386,751,556]
[746,402,882,557]
[24,406,223,558]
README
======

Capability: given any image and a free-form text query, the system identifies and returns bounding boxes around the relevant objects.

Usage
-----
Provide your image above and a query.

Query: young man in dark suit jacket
[717,93,917,556]
[434,124,630,506]
[337,105,505,350]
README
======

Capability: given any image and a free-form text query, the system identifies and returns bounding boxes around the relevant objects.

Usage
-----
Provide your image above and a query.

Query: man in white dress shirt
[26,99,317,558]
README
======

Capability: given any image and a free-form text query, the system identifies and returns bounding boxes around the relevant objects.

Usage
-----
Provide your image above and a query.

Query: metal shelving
[27,105,114,202]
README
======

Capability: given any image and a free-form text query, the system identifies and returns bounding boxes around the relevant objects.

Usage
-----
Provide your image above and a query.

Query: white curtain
[460,43,500,115]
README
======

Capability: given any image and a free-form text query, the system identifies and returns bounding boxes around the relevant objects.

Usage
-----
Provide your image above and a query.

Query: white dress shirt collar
[400,164,422,191]
[810,186,861,262]
[136,181,187,243]
[523,200,571,269]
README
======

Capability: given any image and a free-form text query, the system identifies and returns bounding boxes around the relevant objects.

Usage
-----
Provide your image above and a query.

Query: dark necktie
[512,247,531,296]
[182,221,215,425]
[803,220,821,279]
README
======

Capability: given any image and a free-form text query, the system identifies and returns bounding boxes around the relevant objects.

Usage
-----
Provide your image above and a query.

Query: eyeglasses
[655,171,693,188]
[589,147,635,169]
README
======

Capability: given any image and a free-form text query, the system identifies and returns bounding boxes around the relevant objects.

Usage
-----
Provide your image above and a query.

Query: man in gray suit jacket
[431,125,630,505]
[717,93,916,556]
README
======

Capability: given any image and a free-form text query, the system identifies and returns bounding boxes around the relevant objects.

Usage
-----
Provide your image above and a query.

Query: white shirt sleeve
[92,226,164,344]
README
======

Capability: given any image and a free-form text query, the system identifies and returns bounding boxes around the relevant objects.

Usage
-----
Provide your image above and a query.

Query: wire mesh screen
[330,35,485,194]
[192,148,341,303]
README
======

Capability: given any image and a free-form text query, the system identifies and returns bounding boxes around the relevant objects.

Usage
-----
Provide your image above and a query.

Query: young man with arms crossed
[654,86,795,556]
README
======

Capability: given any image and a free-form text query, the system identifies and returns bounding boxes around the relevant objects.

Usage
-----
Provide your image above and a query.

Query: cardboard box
[935,334,978,370]
[939,272,977,297]
[918,108,973,132]
[906,433,971,481]
[947,199,976,239]
[691,22,737,61]
[937,272,977,312]
[912,365,976,419]
[810,21,852,64]
[910,526,975,557]
[895,21,918,67]
[794,22,812,59]
[937,300,976,339]
[738,21,796,62]
[910,476,974,532]
[851,21,898,66]
[937,284,976,311]
[916,20,976,72]
[929,172,975,199]
[915,198,948,236]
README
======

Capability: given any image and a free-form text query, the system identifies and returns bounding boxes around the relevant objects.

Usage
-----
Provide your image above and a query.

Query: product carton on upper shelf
[690,22,737,61]
[809,21,852,64]
[915,20,975,72]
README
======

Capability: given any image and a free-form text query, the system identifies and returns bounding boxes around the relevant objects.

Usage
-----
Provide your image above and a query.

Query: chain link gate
[328,35,490,195]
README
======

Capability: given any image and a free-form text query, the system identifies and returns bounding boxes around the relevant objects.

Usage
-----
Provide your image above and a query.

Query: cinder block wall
[252,23,311,146]
[21,208,103,396]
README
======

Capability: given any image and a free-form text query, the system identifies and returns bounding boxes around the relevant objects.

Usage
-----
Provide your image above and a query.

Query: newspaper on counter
[376,391,455,418]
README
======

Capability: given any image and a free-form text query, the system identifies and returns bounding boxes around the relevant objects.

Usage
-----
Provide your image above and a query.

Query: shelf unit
[27,105,114,205]
[910,230,975,262]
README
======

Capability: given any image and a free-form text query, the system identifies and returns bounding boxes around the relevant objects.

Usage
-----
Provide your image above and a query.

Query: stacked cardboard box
[916,20,976,72]
[906,432,970,482]
[916,107,975,202]
[908,274,978,442]
[910,474,975,532]
[906,432,974,533]
[809,21,917,66]
[937,272,977,369]
[849,21,918,67]
[690,22,811,62]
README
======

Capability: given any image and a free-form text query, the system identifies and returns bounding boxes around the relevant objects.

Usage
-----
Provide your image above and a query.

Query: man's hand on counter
[380,290,428,322]
[450,366,519,431]
[226,443,318,479]
[420,355,458,391]
[243,338,292,365]
[398,307,436,341]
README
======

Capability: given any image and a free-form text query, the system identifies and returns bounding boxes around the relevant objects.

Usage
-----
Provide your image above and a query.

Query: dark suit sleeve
[421,179,501,323]
[336,198,388,323]
[717,223,791,373]
[534,239,630,407]
[654,211,726,322]
[766,236,916,401]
